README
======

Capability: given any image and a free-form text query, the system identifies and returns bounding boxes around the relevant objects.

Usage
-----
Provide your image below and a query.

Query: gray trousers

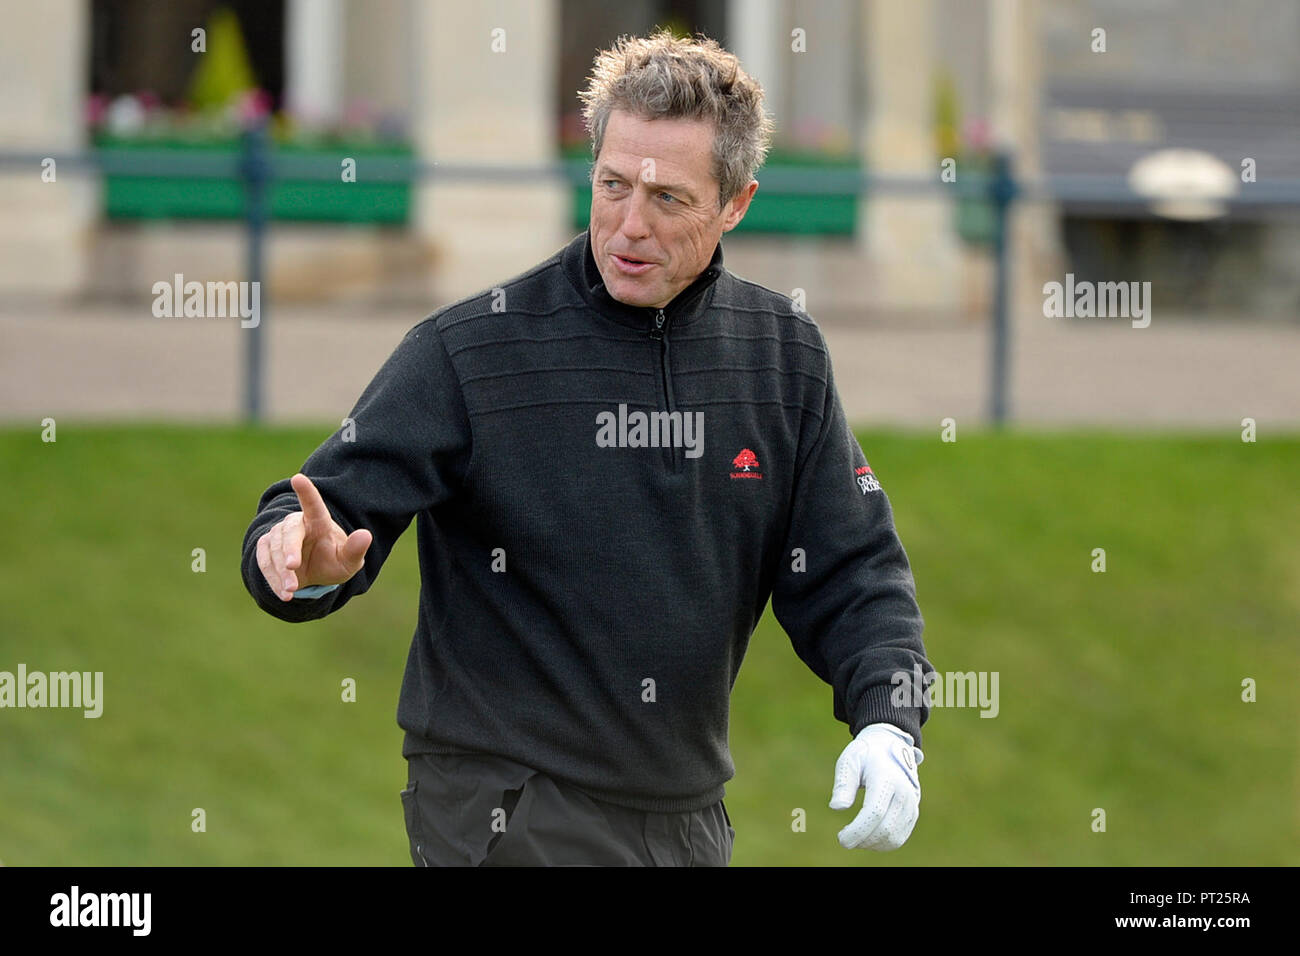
[401,752,735,866]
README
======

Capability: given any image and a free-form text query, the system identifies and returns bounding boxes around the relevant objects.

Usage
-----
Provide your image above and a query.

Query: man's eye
[658,192,677,204]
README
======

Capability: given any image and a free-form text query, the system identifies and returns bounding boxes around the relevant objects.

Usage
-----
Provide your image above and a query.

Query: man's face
[590,110,757,310]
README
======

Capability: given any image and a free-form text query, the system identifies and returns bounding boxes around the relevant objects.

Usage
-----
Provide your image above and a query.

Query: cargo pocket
[476,779,528,866]
[400,781,430,867]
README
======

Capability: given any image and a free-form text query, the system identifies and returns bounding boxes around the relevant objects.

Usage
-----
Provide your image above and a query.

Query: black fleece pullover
[241,229,932,812]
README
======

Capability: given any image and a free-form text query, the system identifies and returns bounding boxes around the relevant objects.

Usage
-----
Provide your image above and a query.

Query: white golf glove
[829,722,924,851]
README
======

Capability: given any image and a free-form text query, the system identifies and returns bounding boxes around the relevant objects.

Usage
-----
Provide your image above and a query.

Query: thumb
[340,529,372,569]
[829,744,864,810]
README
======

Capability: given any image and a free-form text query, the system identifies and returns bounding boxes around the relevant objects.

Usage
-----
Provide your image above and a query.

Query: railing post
[988,151,1017,426]
[240,120,271,423]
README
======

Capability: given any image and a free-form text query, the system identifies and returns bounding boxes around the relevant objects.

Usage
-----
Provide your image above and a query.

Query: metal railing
[4,127,1298,424]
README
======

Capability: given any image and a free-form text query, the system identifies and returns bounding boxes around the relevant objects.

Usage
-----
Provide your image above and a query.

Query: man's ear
[721,180,759,233]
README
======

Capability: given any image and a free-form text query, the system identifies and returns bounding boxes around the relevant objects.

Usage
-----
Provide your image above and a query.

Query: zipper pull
[649,309,666,340]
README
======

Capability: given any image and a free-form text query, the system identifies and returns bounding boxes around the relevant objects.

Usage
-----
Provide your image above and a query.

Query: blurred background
[0,0,1296,866]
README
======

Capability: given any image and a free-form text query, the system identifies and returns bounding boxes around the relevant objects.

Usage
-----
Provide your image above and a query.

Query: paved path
[2,301,1297,431]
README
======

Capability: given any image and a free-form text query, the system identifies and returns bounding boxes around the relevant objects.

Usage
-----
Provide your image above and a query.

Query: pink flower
[86,93,110,127]
[963,117,991,153]
[236,89,273,126]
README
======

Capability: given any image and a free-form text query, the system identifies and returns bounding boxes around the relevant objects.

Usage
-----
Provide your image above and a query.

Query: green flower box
[953,154,1000,247]
[94,135,413,224]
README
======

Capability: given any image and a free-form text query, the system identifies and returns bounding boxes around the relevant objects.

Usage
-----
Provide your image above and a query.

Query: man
[242,30,933,866]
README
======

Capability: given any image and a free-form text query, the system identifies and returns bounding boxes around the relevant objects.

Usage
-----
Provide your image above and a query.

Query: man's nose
[619,189,652,239]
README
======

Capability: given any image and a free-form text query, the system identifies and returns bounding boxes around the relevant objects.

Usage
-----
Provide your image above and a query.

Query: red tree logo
[732,449,759,471]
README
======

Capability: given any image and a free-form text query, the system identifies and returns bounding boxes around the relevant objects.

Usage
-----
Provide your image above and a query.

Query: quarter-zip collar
[562,229,724,332]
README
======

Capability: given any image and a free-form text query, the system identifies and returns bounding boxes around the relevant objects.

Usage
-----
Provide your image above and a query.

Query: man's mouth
[612,254,657,274]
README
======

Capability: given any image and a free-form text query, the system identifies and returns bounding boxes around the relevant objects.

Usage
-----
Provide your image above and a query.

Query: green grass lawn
[1,424,1295,866]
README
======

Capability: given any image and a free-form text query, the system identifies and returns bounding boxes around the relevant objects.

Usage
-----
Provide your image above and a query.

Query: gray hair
[577,29,775,209]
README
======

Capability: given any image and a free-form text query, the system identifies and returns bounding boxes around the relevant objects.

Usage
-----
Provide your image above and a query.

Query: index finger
[290,473,331,524]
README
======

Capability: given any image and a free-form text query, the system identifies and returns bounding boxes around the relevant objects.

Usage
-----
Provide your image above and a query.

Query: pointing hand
[255,473,372,601]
